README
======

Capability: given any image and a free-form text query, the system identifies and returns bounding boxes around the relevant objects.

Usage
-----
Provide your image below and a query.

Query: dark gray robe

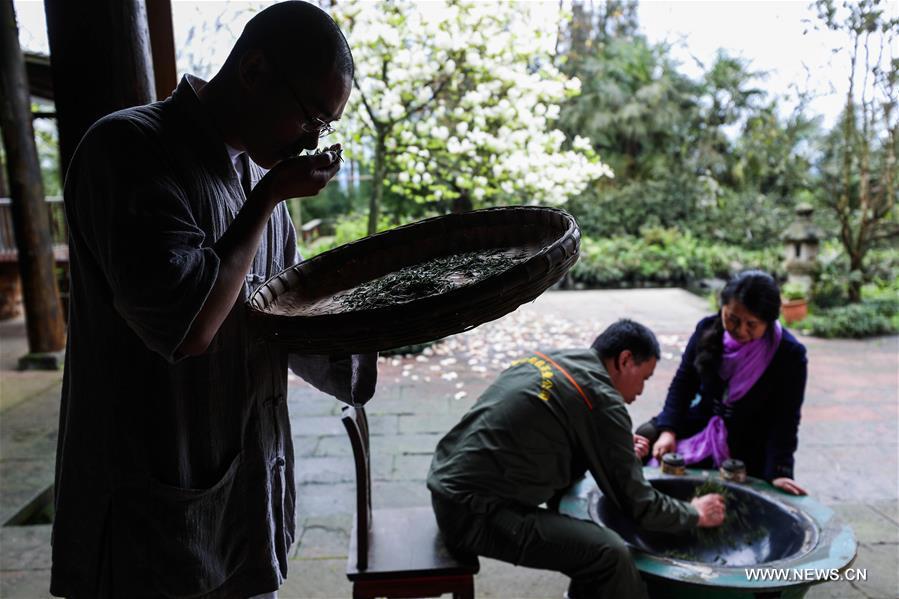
[51,75,367,598]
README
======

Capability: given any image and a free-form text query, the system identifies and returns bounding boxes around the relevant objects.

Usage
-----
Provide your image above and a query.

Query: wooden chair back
[341,405,373,570]
[341,404,479,598]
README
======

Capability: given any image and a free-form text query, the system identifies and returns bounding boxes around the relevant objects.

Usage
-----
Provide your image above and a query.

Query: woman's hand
[691,493,726,527]
[633,434,650,460]
[772,477,807,496]
[652,431,677,461]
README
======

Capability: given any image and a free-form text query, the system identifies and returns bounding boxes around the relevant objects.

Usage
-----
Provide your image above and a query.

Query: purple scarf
[652,321,783,467]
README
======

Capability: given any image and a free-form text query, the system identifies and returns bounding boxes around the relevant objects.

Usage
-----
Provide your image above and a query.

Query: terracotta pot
[781,298,808,324]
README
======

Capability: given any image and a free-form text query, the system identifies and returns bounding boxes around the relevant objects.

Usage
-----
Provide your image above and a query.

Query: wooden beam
[24,52,53,101]
[43,0,156,175]
[0,0,66,354]
[146,0,177,101]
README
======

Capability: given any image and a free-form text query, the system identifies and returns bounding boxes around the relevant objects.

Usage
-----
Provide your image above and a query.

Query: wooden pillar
[0,147,7,196]
[43,0,156,176]
[146,0,178,101]
[0,0,66,354]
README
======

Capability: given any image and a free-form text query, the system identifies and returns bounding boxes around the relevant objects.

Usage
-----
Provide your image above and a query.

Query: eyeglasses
[289,87,335,138]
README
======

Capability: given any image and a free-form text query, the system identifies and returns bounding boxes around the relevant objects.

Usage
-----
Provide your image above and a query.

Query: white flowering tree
[329,0,613,234]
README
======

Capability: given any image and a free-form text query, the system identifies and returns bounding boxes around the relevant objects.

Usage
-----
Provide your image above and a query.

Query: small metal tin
[661,453,686,476]
[720,458,747,483]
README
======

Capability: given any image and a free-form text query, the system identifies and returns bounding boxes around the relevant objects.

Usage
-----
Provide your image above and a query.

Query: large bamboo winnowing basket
[248,206,580,354]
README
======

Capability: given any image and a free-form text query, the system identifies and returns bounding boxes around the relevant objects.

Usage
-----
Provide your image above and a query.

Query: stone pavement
[0,289,896,598]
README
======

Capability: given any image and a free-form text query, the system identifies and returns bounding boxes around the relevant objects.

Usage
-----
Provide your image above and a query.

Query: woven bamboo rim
[248,206,580,354]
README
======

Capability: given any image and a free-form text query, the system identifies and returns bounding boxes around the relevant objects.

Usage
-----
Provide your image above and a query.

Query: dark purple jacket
[654,315,807,481]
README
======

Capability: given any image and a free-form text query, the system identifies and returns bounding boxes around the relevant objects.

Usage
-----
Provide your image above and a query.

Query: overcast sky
[12,0,897,128]
[637,0,871,128]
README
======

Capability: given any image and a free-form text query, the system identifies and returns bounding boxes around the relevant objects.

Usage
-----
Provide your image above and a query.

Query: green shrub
[564,180,797,252]
[300,212,420,257]
[781,282,807,301]
[811,244,899,309]
[570,228,783,288]
[796,301,898,338]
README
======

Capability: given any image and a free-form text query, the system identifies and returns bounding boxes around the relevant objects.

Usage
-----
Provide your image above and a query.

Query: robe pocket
[117,451,247,598]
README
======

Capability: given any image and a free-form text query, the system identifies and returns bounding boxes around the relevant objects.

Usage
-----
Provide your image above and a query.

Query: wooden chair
[341,405,479,599]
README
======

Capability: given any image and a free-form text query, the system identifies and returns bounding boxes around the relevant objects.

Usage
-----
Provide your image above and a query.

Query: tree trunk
[0,146,7,195]
[0,0,66,353]
[43,0,156,175]
[368,131,386,236]
[451,192,472,214]
[848,252,863,303]
[293,198,302,229]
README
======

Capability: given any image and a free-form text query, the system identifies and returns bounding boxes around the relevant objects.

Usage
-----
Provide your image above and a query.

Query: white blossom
[330,0,612,210]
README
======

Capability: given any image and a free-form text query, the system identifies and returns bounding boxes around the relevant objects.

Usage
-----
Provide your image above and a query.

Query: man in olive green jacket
[428,319,725,598]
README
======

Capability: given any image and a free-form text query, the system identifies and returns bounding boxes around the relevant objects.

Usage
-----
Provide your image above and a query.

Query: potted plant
[781,282,809,324]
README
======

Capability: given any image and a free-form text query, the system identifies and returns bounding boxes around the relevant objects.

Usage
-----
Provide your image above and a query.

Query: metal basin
[589,476,818,566]
[558,468,858,598]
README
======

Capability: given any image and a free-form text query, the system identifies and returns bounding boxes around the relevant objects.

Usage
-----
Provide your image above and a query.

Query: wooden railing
[0,196,68,263]
[0,196,69,321]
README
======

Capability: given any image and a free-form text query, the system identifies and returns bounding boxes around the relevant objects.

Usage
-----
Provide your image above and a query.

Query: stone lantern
[781,203,823,292]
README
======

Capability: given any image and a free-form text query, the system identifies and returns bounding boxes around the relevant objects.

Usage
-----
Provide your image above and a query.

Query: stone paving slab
[870,500,898,525]
[397,412,468,435]
[293,514,351,560]
[290,415,347,437]
[797,443,899,503]
[0,396,60,466]
[371,432,444,456]
[287,396,339,418]
[0,524,52,571]
[0,372,62,414]
[292,435,320,459]
[0,382,60,526]
[835,542,899,598]
[296,482,357,517]
[391,454,433,481]
[0,569,53,599]
[806,579,871,598]
[282,555,574,599]
[281,557,350,598]
[0,524,52,599]
[296,454,392,485]
[0,459,54,527]
[310,435,355,458]
[830,503,899,545]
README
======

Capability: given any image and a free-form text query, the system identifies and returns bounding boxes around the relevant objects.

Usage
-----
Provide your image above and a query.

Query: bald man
[50,3,373,597]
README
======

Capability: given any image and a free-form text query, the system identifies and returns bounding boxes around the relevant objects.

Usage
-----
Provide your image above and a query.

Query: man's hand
[633,434,650,460]
[772,477,807,496]
[691,493,726,527]
[652,430,677,461]
[258,145,342,205]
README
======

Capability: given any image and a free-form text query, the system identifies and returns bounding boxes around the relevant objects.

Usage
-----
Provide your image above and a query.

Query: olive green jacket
[428,348,698,533]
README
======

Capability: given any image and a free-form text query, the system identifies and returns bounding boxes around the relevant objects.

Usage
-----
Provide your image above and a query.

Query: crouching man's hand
[633,434,650,460]
[691,493,726,527]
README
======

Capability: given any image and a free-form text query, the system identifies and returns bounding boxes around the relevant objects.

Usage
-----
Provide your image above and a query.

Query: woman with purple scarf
[635,271,808,496]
